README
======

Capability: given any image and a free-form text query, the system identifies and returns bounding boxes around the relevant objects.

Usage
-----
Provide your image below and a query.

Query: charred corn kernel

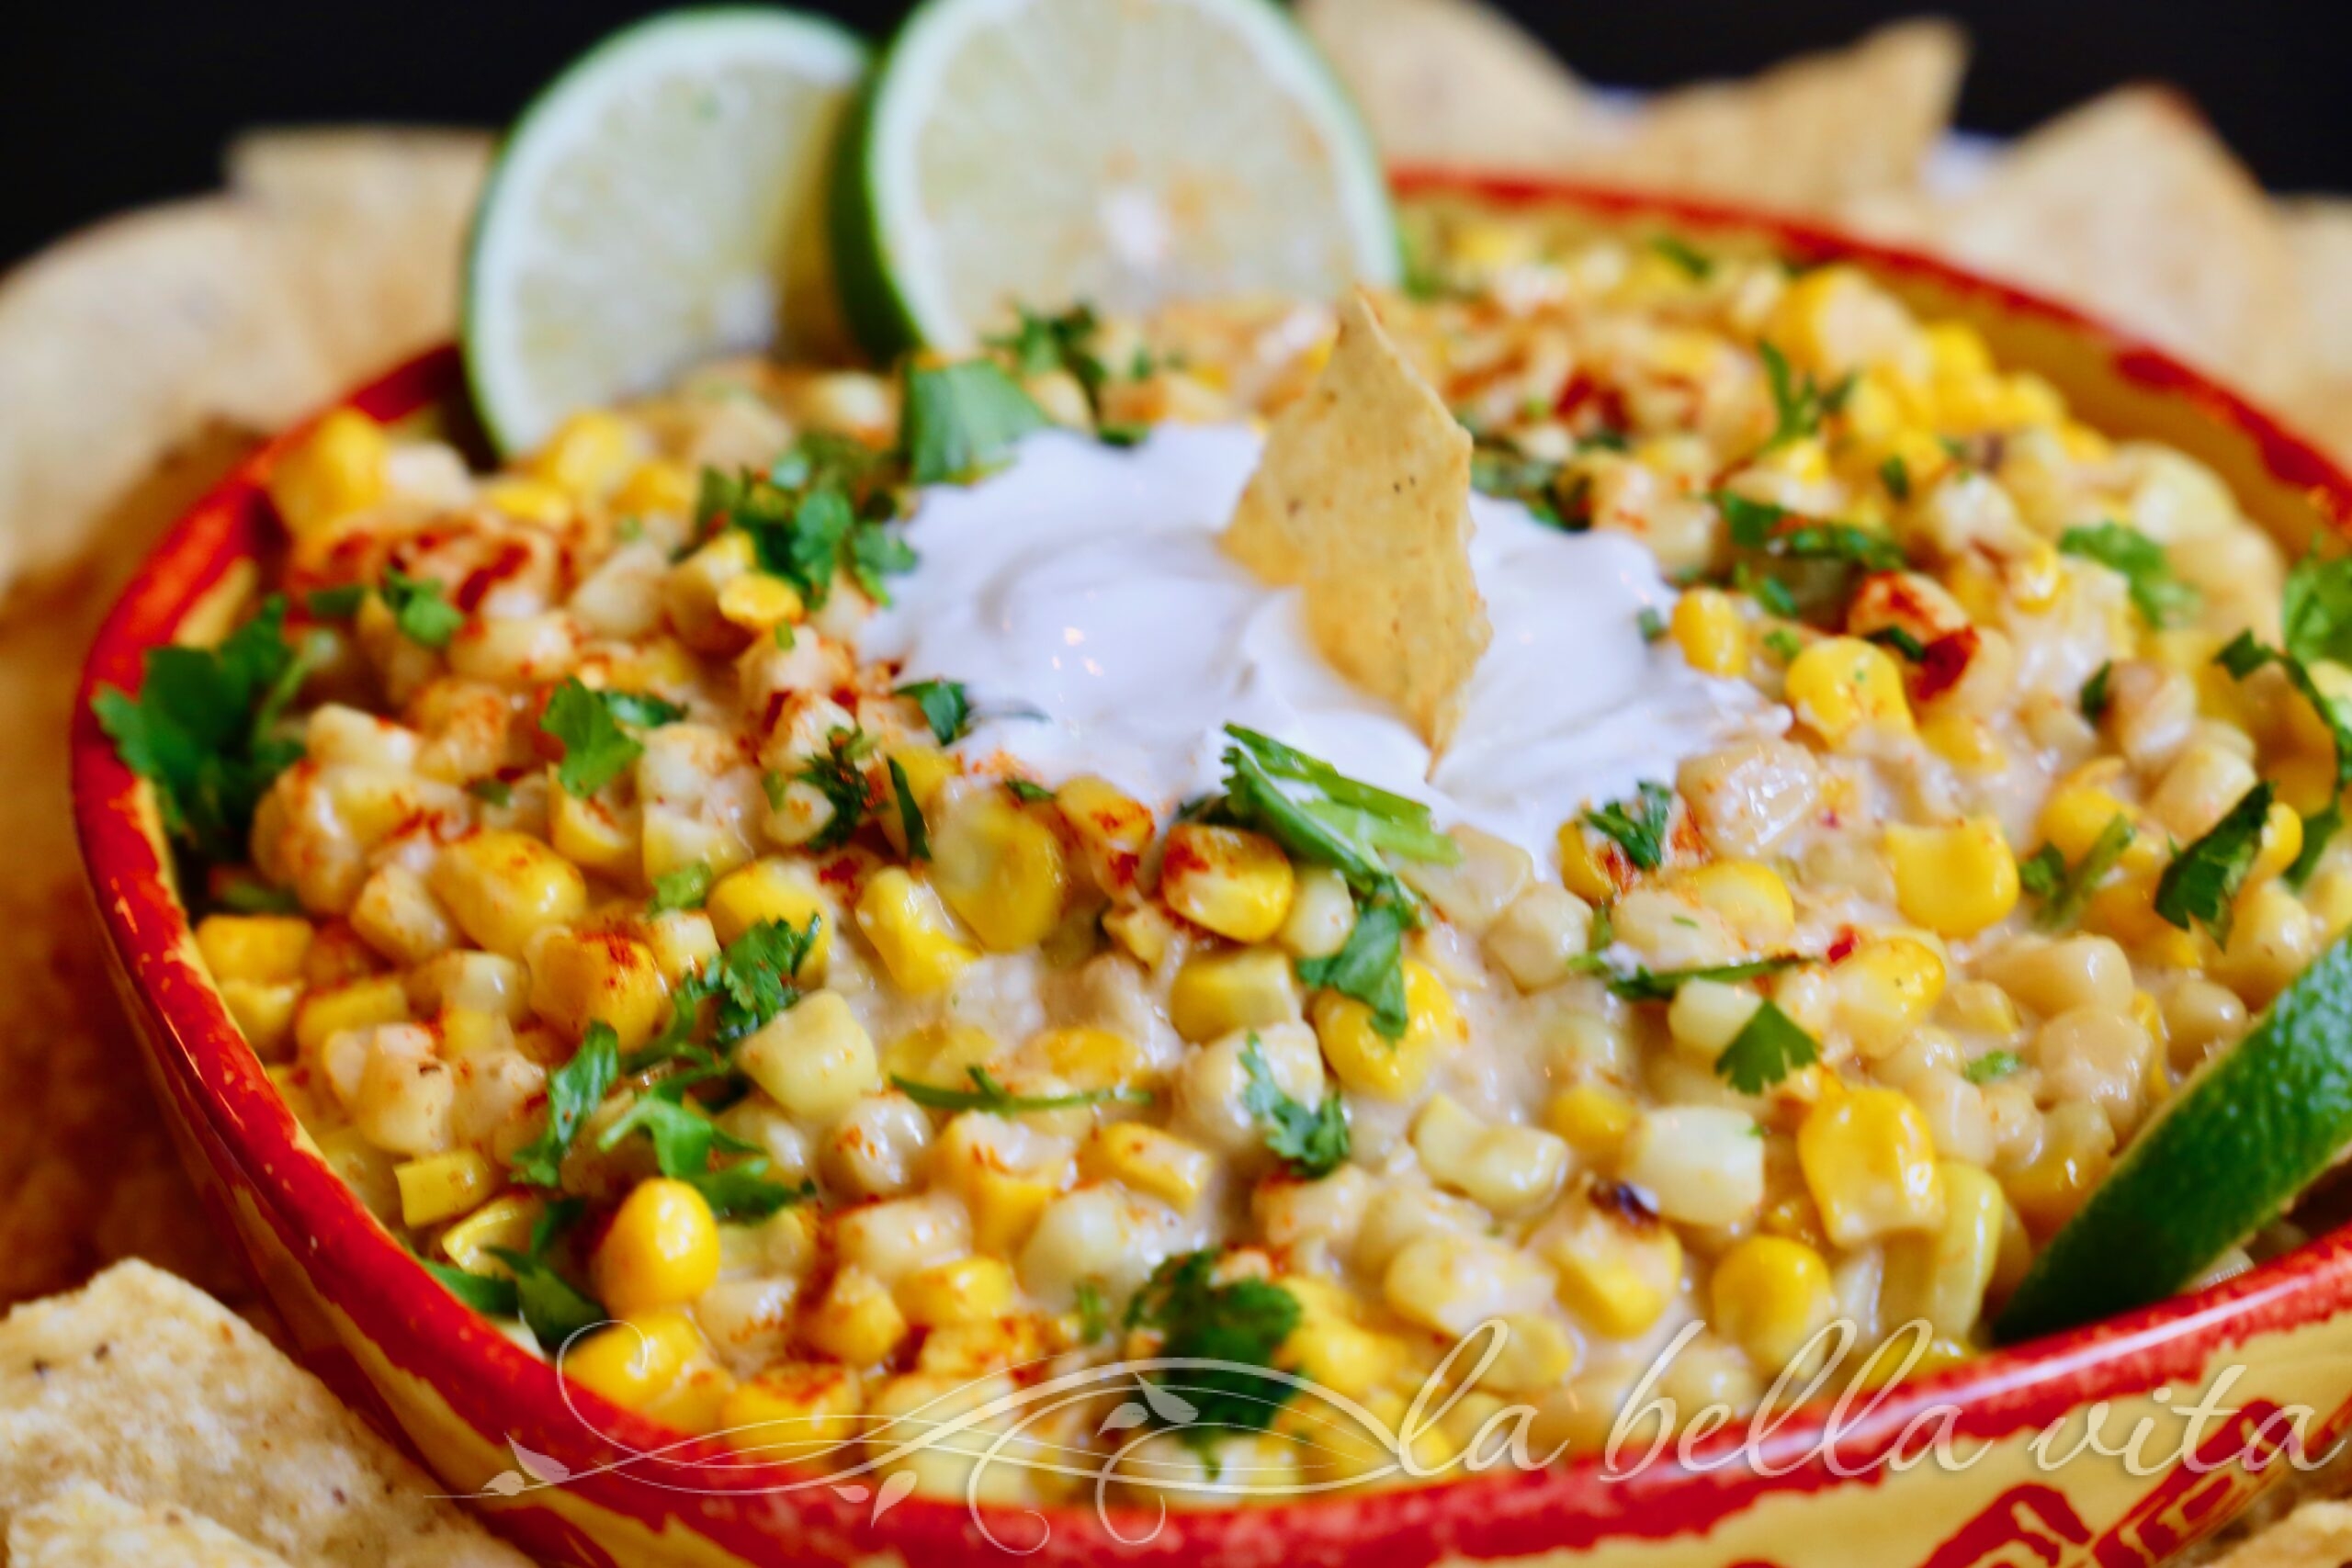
[899,1258,1016,1327]
[1055,774,1155,897]
[1798,1089,1945,1247]
[546,783,639,882]
[1169,945,1300,1043]
[1279,1314,1402,1401]
[967,1165,1059,1256]
[808,1266,909,1365]
[2248,802,2304,885]
[527,929,669,1050]
[1411,1096,1570,1213]
[719,1363,863,1465]
[1786,637,1913,747]
[706,858,833,976]
[196,914,312,983]
[429,832,588,957]
[1921,711,2007,773]
[530,411,638,499]
[1886,817,2019,938]
[1671,589,1748,675]
[565,1309,704,1412]
[737,991,878,1122]
[1477,1313,1578,1396]
[221,979,303,1056]
[394,1149,496,1227]
[293,976,411,1059]
[268,410,388,536]
[612,457,695,518]
[1711,1235,1835,1373]
[1102,902,1178,967]
[1883,1162,2005,1340]
[439,1191,543,1275]
[1544,1216,1682,1340]
[1557,821,1633,901]
[1159,823,1296,942]
[1313,960,1461,1101]
[717,572,804,634]
[595,1179,720,1315]
[1834,936,1948,1055]
[1545,1083,1636,1163]
[929,791,1069,951]
[480,475,573,525]
[880,746,956,858]
[1085,1123,1213,1210]
[1673,860,1794,944]
[854,869,978,995]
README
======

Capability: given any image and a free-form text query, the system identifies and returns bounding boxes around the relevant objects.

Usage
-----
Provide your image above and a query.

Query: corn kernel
[612,458,695,518]
[737,991,878,1122]
[547,783,639,883]
[1883,1162,2005,1340]
[439,1192,543,1275]
[268,410,389,536]
[1786,637,1914,747]
[706,858,834,976]
[197,914,313,984]
[2248,802,2304,886]
[1313,960,1461,1100]
[2004,1102,2114,1235]
[1920,711,2007,773]
[807,1266,909,1365]
[429,832,588,957]
[880,746,956,859]
[293,976,412,1059]
[480,476,573,525]
[1886,817,2020,938]
[1411,1095,1569,1213]
[1671,588,1748,676]
[394,1149,497,1227]
[564,1309,705,1413]
[720,1363,864,1466]
[1383,1232,1554,1337]
[1671,860,1794,945]
[664,531,759,653]
[929,791,1069,951]
[526,928,670,1051]
[221,979,303,1057]
[1085,1122,1214,1210]
[1798,1088,1945,1247]
[1169,945,1301,1043]
[854,869,978,995]
[1545,1083,1636,1163]
[717,572,805,635]
[1279,1315,1402,1401]
[1557,821,1634,901]
[1055,774,1156,898]
[1159,823,1296,942]
[1542,1196,1683,1339]
[2038,786,2136,863]
[1476,1313,1579,1396]
[967,1165,1059,1256]
[1029,1025,1146,1090]
[595,1178,720,1316]
[899,1257,1016,1327]
[1833,936,1947,1055]
[1103,902,1179,967]
[1711,1235,1835,1373]
[530,411,639,500]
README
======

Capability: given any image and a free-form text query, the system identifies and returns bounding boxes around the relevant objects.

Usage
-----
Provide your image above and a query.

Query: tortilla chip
[1843,87,2304,401]
[1295,0,1599,172]
[0,1260,528,1567]
[1598,20,1967,215]
[2209,1499,2352,1568]
[8,1483,296,1568]
[2283,197,2352,386]
[1227,292,1489,751]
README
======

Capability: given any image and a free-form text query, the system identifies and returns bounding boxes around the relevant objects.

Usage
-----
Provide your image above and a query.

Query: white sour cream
[858,426,1765,862]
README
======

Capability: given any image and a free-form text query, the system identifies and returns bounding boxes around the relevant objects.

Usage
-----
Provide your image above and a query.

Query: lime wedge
[464,9,869,455]
[1995,937,2352,1343]
[831,0,1399,356]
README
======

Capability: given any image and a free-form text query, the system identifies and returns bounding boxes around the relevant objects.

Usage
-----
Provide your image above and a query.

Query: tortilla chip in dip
[1227,290,1490,752]
[8,1483,297,1568]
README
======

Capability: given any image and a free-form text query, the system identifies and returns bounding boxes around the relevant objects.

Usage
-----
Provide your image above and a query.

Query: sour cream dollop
[858,426,1764,863]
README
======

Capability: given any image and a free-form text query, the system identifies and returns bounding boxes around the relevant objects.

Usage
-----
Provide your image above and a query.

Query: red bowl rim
[66,167,2352,1565]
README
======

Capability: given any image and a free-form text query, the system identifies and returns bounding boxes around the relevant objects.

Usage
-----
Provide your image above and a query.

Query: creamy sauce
[859,426,1768,862]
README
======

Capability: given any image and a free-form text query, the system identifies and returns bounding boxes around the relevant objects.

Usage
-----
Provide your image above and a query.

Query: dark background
[5,0,2348,270]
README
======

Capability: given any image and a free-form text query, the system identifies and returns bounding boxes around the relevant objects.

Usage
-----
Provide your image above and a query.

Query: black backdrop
[5,0,2350,270]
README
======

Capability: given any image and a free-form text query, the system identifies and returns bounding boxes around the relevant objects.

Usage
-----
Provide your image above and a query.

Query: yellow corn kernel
[2038,786,2136,863]
[1544,1218,1682,1340]
[884,1020,999,1092]
[1886,816,2020,938]
[930,792,1069,951]
[719,1363,864,1465]
[967,1165,1059,1256]
[268,409,389,536]
[1056,774,1156,898]
[2085,869,2203,967]
[664,530,759,653]
[1557,820,1634,902]
[1670,588,1748,676]
[1920,710,2007,773]
[546,782,639,883]
[2310,867,2352,942]
[1798,1088,1946,1247]
[2248,802,2304,886]
[292,976,411,1059]
[2004,1103,2114,1235]
[899,1258,1016,1328]
[1883,1162,2006,1340]
[612,458,695,518]
[1448,219,1535,272]
[1476,1313,1579,1396]
[1168,944,1300,1043]
[1767,265,1871,374]
[717,572,804,635]
[1159,823,1296,942]
[1545,1083,1636,1164]
[880,746,957,859]
[1833,936,1948,1055]
[920,1314,1056,1378]
[1102,902,1178,967]
[1085,1123,1213,1210]
[705,858,834,976]
[1921,320,1995,381]
[196,914,313,984]
[854,868,978,995]
[1672,859,1794,945]
[527,929,670,1051]
[1279,1315,1403,1402]
[1711,1235,1835,1373]
[221,979,303,1057]
[1786,637,1914,747]
[1028,1026,1146,1091]
[595,1179,721,1316]
[479,475,574,525]
[439,1192,543,1276]
[564,1308,705,1412]
[2005,539,2064,612]
[1313,960,1462,1101]
[737,991,878,1122]
[394,1149,496,1228]
[530,411,639,500]
[807,1266,910,1365]
[429,832,589,958]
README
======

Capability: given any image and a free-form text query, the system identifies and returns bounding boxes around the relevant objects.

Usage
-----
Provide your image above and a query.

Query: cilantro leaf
[1124,1252,1302,1449]
[2028,814,2137,932]
[1758,341,1853,451]
[1717,492,1905,571]
[1864,626,1927,662]
[594,1070,760,1179]
[903,360,1050,483]
[421,1258,519,1316]
[1879,454,1911,502]
[2211,566,2352,888]
[2081,660,2114,723]
[1074,1280,1110,1344]
[1296,899,1409,1041]
[1607,954,1803,1003]
[702,434,917,610]
[1216,728,1440,911]
[888,756,931,861]
[848,515,918,602]
[649,862,714,914]
[1582,781,1675,873]
[2058,523,2198,627]
[1650,234,1713,279]
[484,1245,607,1352]
[796,728,879,850]
[305,582,368,619]
[2017,843,2065,899]
[2282,550,2352,667]
[507,1022,618,1188]
[684,1166,814,1223]
[1469,438,1589,530]
[1714,999,1820,1094]
[467,777,513,808]
[890,1065,1149,1115]
[897,678,972,744]
[1964,1050,2022,1085]
[380,568,465,649]
[2154,782,2273,944]
[1238,1033,1349,1178]
[1006,778,1055,804]
[538,678,676,796]
[701,917,821,1043]
[1638,606,1668,643]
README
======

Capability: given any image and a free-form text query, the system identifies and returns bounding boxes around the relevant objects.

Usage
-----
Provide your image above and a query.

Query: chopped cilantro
[1006,778,1056,804]
[421,1258,519,1316]
[2080,660,2115,724]
[700,434,916,609]
[796,728,879,850]
[2211,558,2352,885]
[1718,492,1905,571]
[2017,843,2065,900]
[1296,899,1409,1041]
[1217,727,1446,909]
[685,1168,814,1223]
[1964,1050,2022,1085]
[987,302,1154,437]
[1763,626,1804,662]
[380,568,465,649]
[1239,1033,1350,1178]
[1714,999,1820,1095]
[508,1022,618,1188]
[1124,1252,1301,1450]
[1758,341,1854,451]
[1582,781,1675,873]
[903,359,1050,483]
[1637,606,1668,643]
[1074,1280,1110,1344]
[1649,233,1713,279]
[2058,523,2198,627]
[888,756,931,861]
[896,678,973,744]
[1732,560,1801,619]
[538,678,675,795]
[215,875,301,914]
[2028,814,2137,932]
[466,777,513,808]
[891,1065,1148,1115]
[483,1244,606,1353]
[1469,439,1588,530]
[649,862,714,914]
[593,1068,759,1179]
[305,582,367,619]
[697,917,821,1043]
[1608,954,1803,1003]
[1864,626,1927,662]
[2154,782,2274,944]
[1879,454,1911,502]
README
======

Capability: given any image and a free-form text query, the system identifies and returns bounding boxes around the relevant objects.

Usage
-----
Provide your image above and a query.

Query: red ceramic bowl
[73,172,2352,1568]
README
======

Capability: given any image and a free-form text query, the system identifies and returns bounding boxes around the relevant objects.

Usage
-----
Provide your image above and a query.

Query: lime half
[465,8,869,455]
[1996,937,2352,1343]
[832,0,1399,356]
